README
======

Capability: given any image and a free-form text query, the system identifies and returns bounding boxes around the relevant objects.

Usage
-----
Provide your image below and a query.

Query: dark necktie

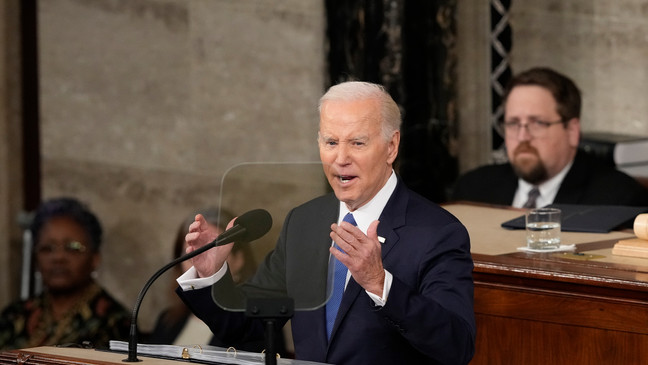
[326,212,356,339]
[523,187,540,209]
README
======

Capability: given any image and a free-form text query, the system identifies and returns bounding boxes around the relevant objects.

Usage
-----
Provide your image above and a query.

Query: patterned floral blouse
[0,283,131,350]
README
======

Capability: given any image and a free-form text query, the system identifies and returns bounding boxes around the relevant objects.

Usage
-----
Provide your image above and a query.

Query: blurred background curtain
[490,0,512,154]
[325,0,458,203]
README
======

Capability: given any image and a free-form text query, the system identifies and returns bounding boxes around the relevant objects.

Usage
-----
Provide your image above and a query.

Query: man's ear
[566,117,581,147]
[387,130,400,164]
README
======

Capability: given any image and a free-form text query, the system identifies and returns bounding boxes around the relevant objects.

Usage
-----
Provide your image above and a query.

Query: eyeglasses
[35,240,88,255]
[496,119,565,138]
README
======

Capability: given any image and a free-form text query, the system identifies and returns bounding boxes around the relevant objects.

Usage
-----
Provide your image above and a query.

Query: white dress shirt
[512,160,573,208]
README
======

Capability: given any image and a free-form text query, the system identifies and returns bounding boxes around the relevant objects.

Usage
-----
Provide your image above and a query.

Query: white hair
[318,81,401,140]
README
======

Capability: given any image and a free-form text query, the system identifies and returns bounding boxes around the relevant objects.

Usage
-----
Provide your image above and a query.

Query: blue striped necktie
[326,212,356,339]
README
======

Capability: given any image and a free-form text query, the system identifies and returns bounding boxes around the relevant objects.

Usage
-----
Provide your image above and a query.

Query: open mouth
[339,175,356,183]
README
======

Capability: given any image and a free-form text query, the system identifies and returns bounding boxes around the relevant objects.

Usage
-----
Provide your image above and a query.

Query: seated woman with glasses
[0,197,131,350]
[452,66,648,207]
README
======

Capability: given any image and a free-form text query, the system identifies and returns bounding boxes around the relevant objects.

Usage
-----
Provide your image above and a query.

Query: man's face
[318,98,399,211]
[504,85,580,184]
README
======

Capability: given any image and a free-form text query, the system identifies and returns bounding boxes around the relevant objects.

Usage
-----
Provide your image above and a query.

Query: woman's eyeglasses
[35,240,88,255]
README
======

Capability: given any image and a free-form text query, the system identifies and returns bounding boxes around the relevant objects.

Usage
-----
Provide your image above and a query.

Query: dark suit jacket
[452,150,648,206]
[146,308,284,354]
[178,178,475,365]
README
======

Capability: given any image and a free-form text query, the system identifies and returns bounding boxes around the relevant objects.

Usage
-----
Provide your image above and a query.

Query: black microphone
[124,208,272,362]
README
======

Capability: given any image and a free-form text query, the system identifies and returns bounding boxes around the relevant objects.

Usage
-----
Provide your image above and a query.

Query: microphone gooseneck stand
[123,208,272,362]
[123,225,246,362]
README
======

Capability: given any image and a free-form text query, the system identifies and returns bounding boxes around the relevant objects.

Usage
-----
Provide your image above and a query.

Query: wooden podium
[444,204,648,364]
[0,346,181,365]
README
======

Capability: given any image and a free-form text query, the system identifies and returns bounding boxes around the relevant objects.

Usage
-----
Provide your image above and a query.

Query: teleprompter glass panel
[212,162,337,312]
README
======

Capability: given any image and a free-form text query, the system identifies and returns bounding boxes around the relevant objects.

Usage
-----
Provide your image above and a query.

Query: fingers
[330,221,363,248]
[186,214,216,250]
[329,245,347,265]
[188,214,207,233]
[330,219,384,294]
[185,231,200,245]
[330,219,381,251]
[329,219,383,262]
[367,220,380,241]
[226,217,236,230]
[330,226,353,256]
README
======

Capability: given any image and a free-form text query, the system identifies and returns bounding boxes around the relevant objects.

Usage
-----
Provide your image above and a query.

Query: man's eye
[326,141,338,146]
[503,121,520,127]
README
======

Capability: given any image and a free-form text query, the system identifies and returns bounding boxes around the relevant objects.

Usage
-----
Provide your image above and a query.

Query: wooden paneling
[471,252,648,364]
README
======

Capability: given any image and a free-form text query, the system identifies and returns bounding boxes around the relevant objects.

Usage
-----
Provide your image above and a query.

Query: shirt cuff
[176,263,228,291]
[366,269,392,306]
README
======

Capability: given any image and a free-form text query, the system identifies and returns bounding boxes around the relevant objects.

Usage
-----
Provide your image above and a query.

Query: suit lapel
[554,151,588,203]
[377,178,407,260]
[499,164,520,204]
[304,194,339,352]
[327,178,408,343]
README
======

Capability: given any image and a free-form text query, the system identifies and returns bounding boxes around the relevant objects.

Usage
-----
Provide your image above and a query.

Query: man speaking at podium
[176,81,475,364]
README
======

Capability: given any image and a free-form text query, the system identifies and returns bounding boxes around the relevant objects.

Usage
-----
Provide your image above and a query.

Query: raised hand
[185,214,236,278]
[329,219,384,296]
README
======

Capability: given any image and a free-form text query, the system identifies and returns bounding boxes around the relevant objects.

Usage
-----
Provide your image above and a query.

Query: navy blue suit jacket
[178,178,475,365]
[452,150,648,206]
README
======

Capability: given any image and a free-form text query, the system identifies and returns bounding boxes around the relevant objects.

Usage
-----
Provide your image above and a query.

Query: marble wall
[36,0,325,331]
[456,0,648,172]
[508,1,648,136]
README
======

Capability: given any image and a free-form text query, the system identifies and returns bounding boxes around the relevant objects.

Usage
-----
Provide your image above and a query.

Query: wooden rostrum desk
[444,203,648,364]
[0,346,182,365]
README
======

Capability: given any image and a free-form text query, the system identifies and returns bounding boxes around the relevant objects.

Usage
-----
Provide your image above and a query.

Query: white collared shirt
[512,160,574,208]
[336,170,397,306]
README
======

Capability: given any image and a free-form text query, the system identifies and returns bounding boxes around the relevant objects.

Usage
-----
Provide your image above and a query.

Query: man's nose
[515,123,532,141]
[335,143,351,164]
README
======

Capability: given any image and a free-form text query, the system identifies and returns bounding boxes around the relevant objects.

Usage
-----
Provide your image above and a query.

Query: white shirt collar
[513,160,573,208]
[338,170,397,234]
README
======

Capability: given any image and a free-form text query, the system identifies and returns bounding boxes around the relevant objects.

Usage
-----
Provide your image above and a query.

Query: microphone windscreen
[233,209,273,242]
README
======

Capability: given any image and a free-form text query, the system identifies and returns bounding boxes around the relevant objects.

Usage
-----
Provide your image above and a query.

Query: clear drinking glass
[526,208,561,250]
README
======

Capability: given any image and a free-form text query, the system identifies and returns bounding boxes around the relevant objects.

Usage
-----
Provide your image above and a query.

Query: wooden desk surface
[444,203,637,255]
[0,346,182,364]
[444,203,648,287]
[444,203,648,364]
